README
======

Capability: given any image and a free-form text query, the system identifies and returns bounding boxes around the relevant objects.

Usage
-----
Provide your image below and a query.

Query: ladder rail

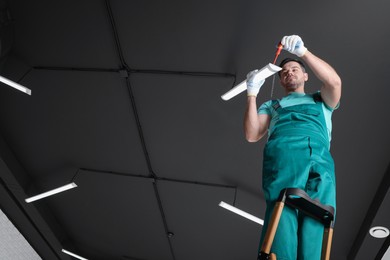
[258,188,335,260]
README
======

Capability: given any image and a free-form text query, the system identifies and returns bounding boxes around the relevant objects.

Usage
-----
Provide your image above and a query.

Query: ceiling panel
[110,0,245,72]
[130,72,266,185]
[0,69,149,179]
[8,0,120,68]
[158,179,261,260]
[44,170,171,260]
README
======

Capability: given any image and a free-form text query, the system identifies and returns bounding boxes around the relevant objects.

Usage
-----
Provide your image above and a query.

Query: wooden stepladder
[258,188,335,260]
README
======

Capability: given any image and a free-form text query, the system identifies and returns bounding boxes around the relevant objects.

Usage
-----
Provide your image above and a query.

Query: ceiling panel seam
[32,65,235,80]
[79,167,237,191]
[152,182,176,260]
[105,0,126,67]
[105,0,157,178]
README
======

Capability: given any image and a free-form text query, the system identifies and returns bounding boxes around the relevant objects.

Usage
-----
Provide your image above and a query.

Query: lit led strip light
[25,183,77,203]
[219,201,264,225]
[0,75,31,95]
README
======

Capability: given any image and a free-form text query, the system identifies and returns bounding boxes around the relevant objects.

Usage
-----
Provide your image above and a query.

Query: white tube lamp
[0,75,31,95]
[61,249,88,260]
[25,183,77,203]
[219,201,264,225]
[221,63,281,101]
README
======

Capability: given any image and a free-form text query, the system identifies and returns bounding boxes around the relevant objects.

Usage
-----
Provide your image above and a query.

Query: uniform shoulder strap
[271,99,281,111]
[313,92,323,103]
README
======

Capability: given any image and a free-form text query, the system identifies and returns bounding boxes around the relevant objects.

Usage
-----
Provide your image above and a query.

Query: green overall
[259,93,336,260]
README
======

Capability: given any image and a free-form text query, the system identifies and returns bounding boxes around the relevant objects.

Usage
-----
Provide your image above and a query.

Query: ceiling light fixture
[221,63,281,101]
[369,226,390,238]
[25,182,77,203]
[219,201,264,225]
[0,75,32,95]
[61,249,88,260]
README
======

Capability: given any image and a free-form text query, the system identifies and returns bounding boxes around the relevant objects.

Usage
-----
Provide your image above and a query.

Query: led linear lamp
[221,63,281,101]
[0,75,31,95]
[25,182,77,203]
[62,249,88,260]
[219,201,264,225]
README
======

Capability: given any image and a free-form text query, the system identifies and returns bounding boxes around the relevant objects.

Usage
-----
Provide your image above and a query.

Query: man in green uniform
[243,35,342,259]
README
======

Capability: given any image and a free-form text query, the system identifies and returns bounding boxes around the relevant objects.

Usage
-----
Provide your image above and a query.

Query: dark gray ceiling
[0,0,389,259]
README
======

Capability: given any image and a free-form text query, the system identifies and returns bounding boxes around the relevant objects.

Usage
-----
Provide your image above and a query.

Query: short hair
[278,58,306,77]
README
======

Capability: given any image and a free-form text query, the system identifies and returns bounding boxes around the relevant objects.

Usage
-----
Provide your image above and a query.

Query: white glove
[246,70,265,97]
[281,35,307,57]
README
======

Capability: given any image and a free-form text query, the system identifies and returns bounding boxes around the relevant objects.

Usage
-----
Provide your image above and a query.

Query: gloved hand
[281,35,307,57]
[246,70,265,97]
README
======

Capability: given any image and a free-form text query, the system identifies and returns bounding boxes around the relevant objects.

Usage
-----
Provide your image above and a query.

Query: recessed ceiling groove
[130,68,235,79]
[123,76,156,177]
[33,65,235,81]
[104,1,175,259]
[33,66,119,73]
[105,0,155,177]
[105,0,127,68]
[152,182,176,260]
[78,167,237,190]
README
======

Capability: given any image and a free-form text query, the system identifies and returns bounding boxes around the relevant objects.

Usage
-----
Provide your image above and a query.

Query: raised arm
[281,35,342,108]
[301,50,342,108]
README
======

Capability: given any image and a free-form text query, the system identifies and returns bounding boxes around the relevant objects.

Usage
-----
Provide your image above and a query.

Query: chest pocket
[282,106,322,126]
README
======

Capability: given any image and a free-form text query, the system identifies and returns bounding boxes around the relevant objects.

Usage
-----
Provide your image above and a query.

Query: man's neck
[285,88,305,95]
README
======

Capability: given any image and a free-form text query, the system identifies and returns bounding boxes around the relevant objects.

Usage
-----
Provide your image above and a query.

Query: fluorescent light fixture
[221,63,281,101]
[219,201,264,225]
[0,75,31,95]
[25,182,77,203]
[62,249,88,260]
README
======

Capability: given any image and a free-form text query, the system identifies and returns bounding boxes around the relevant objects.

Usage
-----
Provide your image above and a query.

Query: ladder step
[279,188,334,228]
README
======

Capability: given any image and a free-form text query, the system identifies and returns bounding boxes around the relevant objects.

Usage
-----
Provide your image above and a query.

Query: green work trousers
[260,134,336,259]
